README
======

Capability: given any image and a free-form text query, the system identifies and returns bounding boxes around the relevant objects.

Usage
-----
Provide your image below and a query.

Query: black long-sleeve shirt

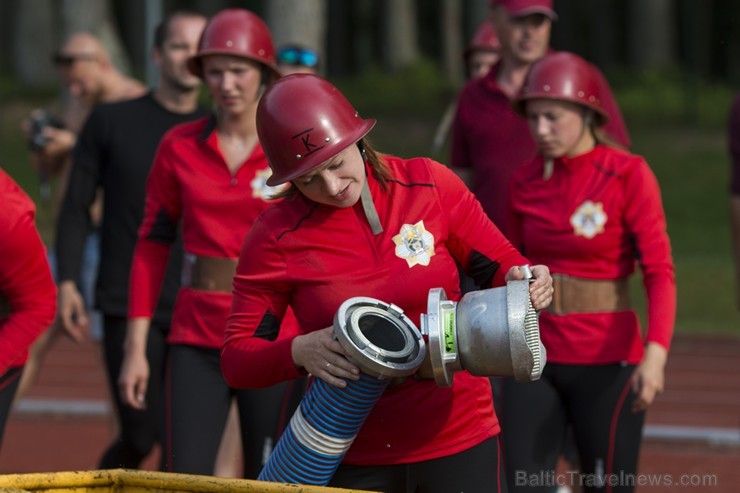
[56,92,208,323]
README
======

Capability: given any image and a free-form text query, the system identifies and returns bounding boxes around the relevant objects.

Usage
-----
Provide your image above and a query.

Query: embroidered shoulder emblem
[392,220,435,267]
[570,200,607,239]
[251,168,287,200]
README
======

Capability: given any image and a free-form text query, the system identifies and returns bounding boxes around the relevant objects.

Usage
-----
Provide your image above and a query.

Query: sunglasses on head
[277,47,319,68]
[52,53,98,67]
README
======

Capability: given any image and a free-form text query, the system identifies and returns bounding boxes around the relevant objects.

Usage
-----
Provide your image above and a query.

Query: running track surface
[1,334,738,492]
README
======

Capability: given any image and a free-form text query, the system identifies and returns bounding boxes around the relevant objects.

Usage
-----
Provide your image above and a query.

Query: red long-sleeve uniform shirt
[508,145,675,364]
[452,57,631,236]
[223,156,529,465]
[129,116,295,348]
[0,170,56,374]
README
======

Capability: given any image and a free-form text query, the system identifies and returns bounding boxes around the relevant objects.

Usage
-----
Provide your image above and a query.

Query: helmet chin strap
[357,142,383,236]
[360,178,383,236]
[543,158,554,181]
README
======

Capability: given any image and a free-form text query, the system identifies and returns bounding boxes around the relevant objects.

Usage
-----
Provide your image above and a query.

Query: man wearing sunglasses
[18,31,146,408]
[54,12,209,471]
[28,32,146,177]
[276,44,320,76]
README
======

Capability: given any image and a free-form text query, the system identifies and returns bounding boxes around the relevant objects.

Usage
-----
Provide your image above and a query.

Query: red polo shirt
[0,170,56,374]
[451,63,535,236]
[129,116,296,348]
[508,145,675,364]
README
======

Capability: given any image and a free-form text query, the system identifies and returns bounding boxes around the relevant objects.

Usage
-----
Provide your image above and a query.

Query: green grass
[610,70,739,334]
[607,68,736,129]
[335,58,455,120]
[626,121,739,335]
[0,84,59,244]
[1,69,738,335]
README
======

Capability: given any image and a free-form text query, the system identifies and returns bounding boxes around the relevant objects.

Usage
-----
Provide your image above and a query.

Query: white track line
[10,399,740,447]
[13,398,110,416]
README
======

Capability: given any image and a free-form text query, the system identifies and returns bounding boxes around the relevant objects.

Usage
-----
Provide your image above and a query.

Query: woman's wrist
[643,342,668,366]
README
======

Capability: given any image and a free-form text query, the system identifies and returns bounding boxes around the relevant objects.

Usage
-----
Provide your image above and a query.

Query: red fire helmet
[257,74,376,186]
[513,51,609,124]
[463,21,501,61]
[186,8,279,79]
[490,0,557,20]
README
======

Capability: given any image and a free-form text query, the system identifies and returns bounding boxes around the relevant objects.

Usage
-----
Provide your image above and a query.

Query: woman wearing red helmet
[464,20,502,80]
[119,9,302,477]
[221,73,553,492]
[431,20,501,156]
[503,52,676,492]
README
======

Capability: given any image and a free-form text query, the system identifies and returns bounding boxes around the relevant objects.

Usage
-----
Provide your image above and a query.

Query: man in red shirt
[451,0,630,237]
[431,19,501,157]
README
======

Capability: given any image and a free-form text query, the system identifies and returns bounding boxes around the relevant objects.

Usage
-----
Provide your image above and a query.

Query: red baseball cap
[491,0,558,20]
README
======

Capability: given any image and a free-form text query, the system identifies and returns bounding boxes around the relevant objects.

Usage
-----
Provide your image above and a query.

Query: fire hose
[258,297,426,485]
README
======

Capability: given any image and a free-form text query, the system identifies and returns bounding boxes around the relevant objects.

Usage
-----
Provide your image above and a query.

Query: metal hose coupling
[421,265,546,387]
[259,297,425,485]
[333,297,426,379]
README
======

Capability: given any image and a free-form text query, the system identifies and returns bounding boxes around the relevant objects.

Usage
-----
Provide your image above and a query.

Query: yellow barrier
[0,469,379,493]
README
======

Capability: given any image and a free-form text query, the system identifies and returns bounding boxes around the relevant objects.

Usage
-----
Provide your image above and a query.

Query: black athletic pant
[0,366,22,447]
[330,436,507,493]
[98,315,168,469]
[501,363,645,493]
[164,344,304,478]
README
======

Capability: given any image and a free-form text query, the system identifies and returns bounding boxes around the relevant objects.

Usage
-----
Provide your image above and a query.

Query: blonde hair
[582,108,627,152]
[592,123,626,151]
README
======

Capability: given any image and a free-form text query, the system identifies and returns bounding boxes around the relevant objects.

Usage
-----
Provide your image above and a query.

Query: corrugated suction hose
[258,297,425,485]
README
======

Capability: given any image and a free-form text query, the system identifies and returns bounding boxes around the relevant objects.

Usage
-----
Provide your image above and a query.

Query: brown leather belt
[0,293,10,318]
[182,254,238,293]
[549,274,631,315]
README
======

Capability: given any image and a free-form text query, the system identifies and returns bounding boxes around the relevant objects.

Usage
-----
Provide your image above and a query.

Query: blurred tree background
[2,0,740,88]
[0,0,738,333]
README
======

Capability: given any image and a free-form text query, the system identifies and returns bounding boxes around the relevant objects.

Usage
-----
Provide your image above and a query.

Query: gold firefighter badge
[570,200,607,239]
[251,168,287,200]
[392,221,435,267]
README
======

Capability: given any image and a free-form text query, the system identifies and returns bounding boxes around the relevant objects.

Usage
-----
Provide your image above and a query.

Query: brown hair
[154,10,206,49]
[575,108,627,152]
[269,138,393,200]
[592,123,626,152]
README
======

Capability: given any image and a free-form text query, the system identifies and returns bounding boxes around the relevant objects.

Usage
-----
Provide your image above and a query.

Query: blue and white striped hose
[258,297,425,486]
[258,373,390,484]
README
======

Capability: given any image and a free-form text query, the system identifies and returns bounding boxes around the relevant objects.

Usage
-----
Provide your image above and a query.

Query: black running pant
[164,344,304,478]
[0,366,22,447]
[99,315,168,469]
[501,363,645,493]
[331,436,506,493]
